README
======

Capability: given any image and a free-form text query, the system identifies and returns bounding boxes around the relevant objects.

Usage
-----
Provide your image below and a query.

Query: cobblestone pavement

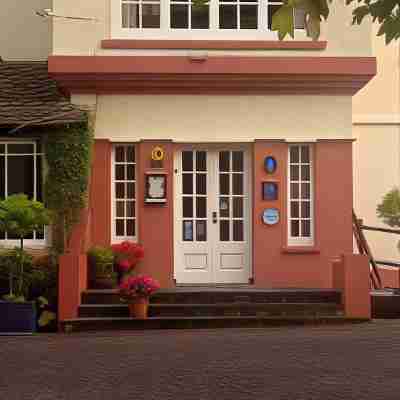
[1,321,400,400]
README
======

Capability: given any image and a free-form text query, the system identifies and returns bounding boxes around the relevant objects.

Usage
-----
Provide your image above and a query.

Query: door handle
[212,211,218,224]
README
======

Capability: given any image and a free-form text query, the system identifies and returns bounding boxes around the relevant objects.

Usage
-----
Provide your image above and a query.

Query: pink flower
[118,259,131,272]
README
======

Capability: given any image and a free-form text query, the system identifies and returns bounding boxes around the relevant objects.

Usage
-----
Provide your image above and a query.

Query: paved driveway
[1,321,400,400]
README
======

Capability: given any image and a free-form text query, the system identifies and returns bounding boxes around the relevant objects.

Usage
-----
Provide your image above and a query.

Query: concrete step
[78,302,344,318]
[82,288,342,306]
[60,315,369,333]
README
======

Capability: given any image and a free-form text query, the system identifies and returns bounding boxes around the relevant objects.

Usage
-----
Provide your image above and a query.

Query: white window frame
[111,0,307,40]
[287,144,314,247]
[0,140,47,248]
[111,144,138,243]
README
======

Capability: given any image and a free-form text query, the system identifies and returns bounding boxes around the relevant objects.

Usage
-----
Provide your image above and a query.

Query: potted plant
[87,246,116,289]
[119,275,160,319]
[0,194,51,334]
[111,241,144,282]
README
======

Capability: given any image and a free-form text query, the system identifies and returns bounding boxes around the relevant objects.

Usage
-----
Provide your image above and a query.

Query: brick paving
[1,321,400,400]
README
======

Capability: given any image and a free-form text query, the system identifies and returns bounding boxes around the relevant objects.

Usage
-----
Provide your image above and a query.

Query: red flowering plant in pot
[111,241,144,282]
[119,275,160,319]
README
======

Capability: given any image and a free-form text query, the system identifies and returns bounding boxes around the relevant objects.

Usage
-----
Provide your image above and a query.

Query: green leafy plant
[377,187,400,228]
[88,246,116,287]
[44,120,93,254]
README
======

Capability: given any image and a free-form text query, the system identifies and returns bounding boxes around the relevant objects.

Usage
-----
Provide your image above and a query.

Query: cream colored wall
[353,125,400,261]
[0,0,52,60]
[352,24,400,262]
[52,0,371,57]
[89,94,352,142]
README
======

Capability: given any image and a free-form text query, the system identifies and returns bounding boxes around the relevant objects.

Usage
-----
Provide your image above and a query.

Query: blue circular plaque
[264,156,277,174]
[262,208,280,225]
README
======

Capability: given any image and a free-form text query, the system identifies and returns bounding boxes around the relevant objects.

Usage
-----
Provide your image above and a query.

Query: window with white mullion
[288,145,313,246]
[121,0,161,28]
[218,0,259,30]
[112,145,137,242]
[170,0,210,29]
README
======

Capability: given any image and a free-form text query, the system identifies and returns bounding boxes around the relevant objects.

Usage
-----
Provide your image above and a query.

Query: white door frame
[173,144,252,285]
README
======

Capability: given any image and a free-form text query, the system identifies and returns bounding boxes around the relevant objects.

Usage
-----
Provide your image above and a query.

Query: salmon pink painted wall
[378,267,400,288]
[253,140,354,288]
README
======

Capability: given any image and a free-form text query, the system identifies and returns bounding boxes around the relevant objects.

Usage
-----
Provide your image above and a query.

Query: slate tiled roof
[0,61,85,128]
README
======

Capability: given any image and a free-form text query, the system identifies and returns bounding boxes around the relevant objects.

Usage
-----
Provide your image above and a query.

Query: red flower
[118,259,131,272]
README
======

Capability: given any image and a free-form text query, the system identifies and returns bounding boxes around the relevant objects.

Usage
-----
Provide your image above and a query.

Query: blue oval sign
[264,156,277,174]
[262,208,280,225]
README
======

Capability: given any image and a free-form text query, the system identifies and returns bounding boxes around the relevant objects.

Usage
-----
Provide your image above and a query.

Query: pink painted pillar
[333,254,371,319]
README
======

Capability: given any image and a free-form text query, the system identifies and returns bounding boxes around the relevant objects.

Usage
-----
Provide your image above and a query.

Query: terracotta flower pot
[128,297,149,319]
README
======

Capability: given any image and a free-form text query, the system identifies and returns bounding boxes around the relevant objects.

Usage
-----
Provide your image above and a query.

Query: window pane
[290,146,299,163]
[196,151,207,171]
[232,151,243,172]
[219,151,230,172]
[116,165,125,180]
[290,183,299,199]
[301,220,311,237]
[240,5,257,29]
[220,5,237,29]
[220,197,230,218]
[126,219,136,236]
[127,165,135,180]
[301,146,310,163]
[301,165,310,181]
[233,197,243,218]
[233,174,243,195]
[294,7,306,29]
[220,220,230,241]
[196,197,206,218]
[192,5,209,29]
[115,146,125,162]
[183,174,193,194]
[196,220,207,241]
[183,197,193,218]
[301,183,310,199]
[127,182,135,199]
[219,174,230,195]
[183,220,193,241]
[36,226,45,240]
[301,201,310,218]
[8,156,34,198]
[182,151,193,171]
[126,146,135,162]
[290,201,299,218]
[7,144,34,154]
[0,144,4,154]
[116,183,125,199]
[116,201,125,218]
[171,4,189,28]
[126,201,135,218]
[291,220,299,237]
[36,156,43,201]
[196,174,206,195]
[122,3,139,28]
[290,165,299,181]
[233,220,243,241]
[142,4,160,28]
[0,156,4,198]
[116,219,125,236]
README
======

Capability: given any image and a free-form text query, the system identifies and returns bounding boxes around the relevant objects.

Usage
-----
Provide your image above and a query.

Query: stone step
[82,288,342,306]
[78,302,344,318]
[60,316,369,333]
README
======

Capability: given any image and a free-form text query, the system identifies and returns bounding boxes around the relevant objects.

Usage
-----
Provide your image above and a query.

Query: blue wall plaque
[264,156,277,174]
[262,208,280,225]
[262,182,278,201]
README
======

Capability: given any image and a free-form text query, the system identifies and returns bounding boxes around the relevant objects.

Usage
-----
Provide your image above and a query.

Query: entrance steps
[60,288,368,333]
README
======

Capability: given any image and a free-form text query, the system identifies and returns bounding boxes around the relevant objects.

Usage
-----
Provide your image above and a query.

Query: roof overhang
[48,55,376,96]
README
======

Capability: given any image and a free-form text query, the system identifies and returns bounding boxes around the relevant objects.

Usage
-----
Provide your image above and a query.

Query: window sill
[102,39,327,51]
[281,246,320,255]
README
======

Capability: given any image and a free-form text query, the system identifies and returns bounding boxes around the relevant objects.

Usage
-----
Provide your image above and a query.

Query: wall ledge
[281,246,321,254]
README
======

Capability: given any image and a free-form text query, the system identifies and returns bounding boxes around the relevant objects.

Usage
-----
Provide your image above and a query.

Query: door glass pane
[301,165,310,181]
[183,197,193,218]
[219,197,230,218]
[196,221,207,241]
[301,220,311,237]
[301,183,310,199]
[182,151,193,171]
[115,146,125,162]
[127,182,135,199]
[8,156,34,198]
[220,220,230,241]
[196,197,206,218]
[183,220,193,241]
[116,201,125,218]
[126,165,135,180]
[219,174,230,195]
[196,174,206,195]
[116,165,125,180]
[219,151,230,172]
[233,197,243,218]
[183,174,193,194]
[301,146,310,163]
[233,174,243,195]
[290,183,299,199]
[290,165,299,181]
[291,201,299,218]
[291,220,299,237]
[290,146,300,163]
[233,220,243,241]
[232,151,243,172]
[116,183,125,199]
[196,151,207,171]
[126,146,135,162]
[301,202,310,218]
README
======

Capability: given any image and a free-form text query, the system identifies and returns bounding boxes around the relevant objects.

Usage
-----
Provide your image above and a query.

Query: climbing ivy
[44,118,93,254]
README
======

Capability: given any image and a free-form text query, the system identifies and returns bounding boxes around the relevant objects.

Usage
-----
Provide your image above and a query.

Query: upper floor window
[113,0,305,39]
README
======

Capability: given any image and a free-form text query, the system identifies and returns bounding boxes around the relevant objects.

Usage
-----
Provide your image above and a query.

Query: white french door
[174,148,251,284]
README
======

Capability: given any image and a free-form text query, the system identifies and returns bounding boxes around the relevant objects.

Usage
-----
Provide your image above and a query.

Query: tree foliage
[377,187,400,227]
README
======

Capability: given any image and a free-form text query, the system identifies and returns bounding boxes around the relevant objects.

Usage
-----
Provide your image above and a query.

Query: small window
[112,145,137,242]
[288,145,313,246]
[0,142,44,243]
[219,0,258,30]
[121,0,161,28]
[171,0,210,29]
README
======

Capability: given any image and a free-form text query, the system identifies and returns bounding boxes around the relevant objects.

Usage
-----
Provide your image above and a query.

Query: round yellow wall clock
[151,146,165,161]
